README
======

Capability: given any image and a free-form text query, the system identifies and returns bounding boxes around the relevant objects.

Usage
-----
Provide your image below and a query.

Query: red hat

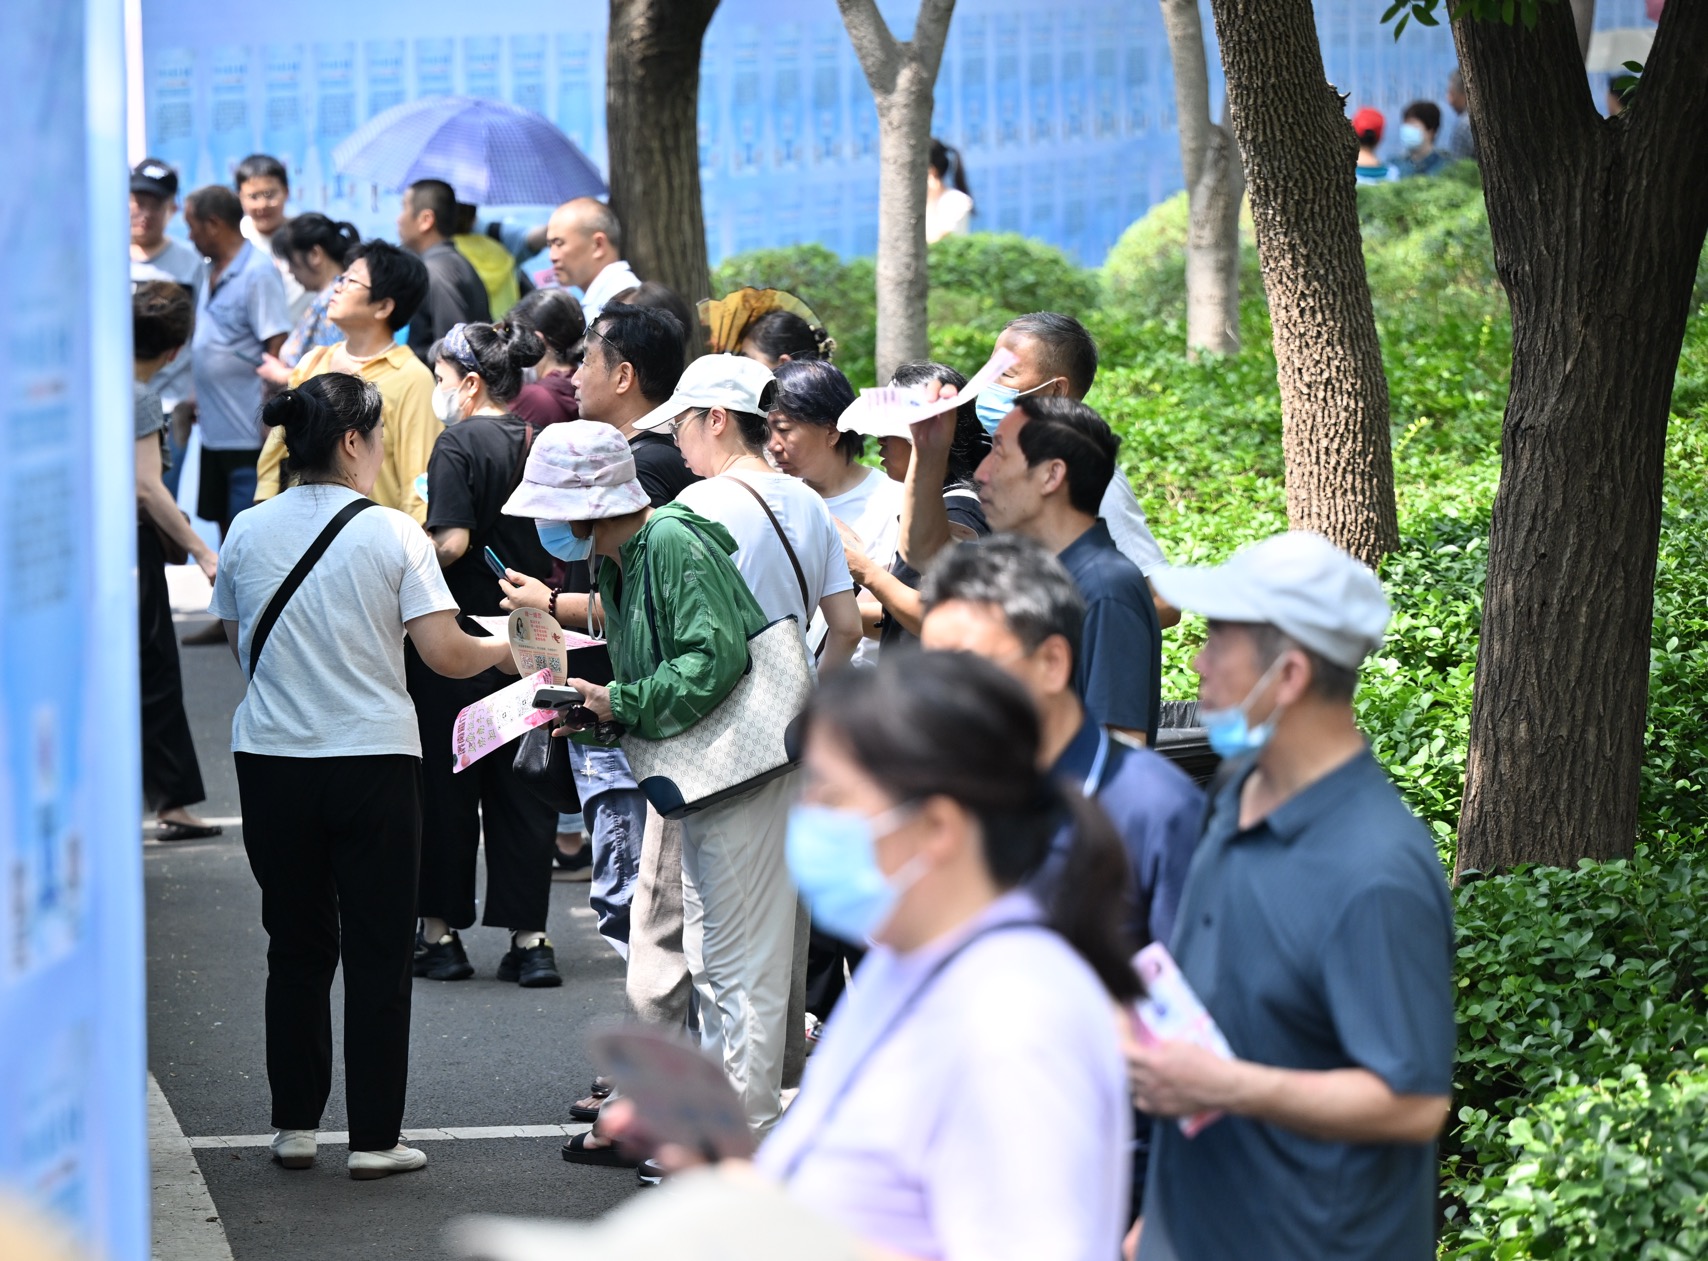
[1351,107,1385,141]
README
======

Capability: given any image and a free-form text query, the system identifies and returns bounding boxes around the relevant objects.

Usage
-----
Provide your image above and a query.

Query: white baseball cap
[1151,532,1391,669]
[631,354,776,433]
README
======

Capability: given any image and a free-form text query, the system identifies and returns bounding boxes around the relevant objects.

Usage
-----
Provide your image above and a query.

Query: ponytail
[273,211,362,268]
[262,372,382,485]
[1044,785,1142,1002]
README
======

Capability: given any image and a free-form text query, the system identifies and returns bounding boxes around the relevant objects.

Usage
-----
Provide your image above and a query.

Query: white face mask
[431,385,461,425]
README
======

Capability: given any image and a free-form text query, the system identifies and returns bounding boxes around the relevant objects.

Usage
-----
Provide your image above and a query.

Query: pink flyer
[451,668,556,773]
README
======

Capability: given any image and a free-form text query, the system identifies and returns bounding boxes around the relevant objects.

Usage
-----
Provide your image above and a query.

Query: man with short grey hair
[1127,531,1455,1261]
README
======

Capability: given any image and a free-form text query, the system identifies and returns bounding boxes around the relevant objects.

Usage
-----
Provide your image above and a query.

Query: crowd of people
[1352,71,1479,185]
[132,146,1455,1258]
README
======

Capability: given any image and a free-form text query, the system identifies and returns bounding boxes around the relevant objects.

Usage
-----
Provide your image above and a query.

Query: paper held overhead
[836,347,1017,439]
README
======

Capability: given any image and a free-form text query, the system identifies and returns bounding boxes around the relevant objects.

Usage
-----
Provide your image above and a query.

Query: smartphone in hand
[483,546,508,579]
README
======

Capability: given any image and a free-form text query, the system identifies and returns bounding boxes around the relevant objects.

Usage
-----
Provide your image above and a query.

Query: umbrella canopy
[332,95,607,207]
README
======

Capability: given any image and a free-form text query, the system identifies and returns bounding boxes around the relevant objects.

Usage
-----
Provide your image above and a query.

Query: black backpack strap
[248,498,376,680]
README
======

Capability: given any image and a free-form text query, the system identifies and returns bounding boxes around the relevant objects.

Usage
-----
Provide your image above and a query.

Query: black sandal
[568,1076,614,1123]
[156,820,224,841]
[560,1132,638,1168]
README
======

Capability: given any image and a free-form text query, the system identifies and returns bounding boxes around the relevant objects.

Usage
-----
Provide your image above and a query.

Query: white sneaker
[270,1130,316,1169]
[347,1144,427,1180]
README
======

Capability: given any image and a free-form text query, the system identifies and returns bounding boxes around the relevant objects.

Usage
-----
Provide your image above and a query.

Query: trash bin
[1154,700,1220,787]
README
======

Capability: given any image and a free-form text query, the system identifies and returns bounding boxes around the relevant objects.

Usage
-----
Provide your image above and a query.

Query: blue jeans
[567,743,644,954]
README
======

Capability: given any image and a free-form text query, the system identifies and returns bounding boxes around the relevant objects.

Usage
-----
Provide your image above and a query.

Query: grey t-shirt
[134,379,166,441]
[208,485,458,758]
[131,236,206,411]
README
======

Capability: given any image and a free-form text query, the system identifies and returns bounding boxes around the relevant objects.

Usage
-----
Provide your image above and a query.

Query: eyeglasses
[668,409,708,438]
[332,273,370,293]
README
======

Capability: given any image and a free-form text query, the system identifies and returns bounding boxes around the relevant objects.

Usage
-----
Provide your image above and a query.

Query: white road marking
[187,1123,592,1149]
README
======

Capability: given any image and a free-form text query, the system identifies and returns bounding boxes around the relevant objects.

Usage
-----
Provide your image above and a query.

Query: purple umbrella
[332,95,607,206]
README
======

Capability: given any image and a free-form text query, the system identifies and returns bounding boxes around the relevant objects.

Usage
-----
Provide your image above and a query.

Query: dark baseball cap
[131,158,179,200]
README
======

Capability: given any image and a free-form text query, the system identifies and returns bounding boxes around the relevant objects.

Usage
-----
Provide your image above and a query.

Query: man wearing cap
[1125,532,1454,1261]
[502,421,801,1146]
[130,158,206,493]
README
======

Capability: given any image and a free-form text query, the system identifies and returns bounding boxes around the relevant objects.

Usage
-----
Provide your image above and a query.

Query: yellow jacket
[454,233,521,320]
[253,342,440,524]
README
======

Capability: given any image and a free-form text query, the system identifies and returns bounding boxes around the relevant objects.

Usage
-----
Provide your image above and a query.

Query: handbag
[511,724,583,814]
[618,519,814,820]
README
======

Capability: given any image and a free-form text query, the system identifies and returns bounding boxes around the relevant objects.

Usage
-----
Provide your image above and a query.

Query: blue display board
[0,0,149,1258]
[140,0,1638,267]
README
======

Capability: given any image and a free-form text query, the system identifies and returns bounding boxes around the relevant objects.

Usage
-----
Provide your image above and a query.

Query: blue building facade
[139,0,1657,265]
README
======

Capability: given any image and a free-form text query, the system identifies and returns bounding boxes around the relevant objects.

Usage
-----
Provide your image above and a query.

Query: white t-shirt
[579,259,641,323]
[676,471,854,631]
[1099,472,1169,576]
[131,236,207,411]
[822,467,905,667]
[208,485,457,758]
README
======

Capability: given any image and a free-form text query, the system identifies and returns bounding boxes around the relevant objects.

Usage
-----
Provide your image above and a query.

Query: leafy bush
[1446,1062,1708,1260]
[926,232,1101,330]
[1440,849,1708,1256]
[1101,190,1265,325]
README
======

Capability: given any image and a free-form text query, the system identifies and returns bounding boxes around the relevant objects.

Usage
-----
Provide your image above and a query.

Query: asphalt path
[148,609,639,1259]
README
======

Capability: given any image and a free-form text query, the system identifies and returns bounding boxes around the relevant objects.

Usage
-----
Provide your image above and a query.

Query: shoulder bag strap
[247,498,376,680]
[726,475,810,611]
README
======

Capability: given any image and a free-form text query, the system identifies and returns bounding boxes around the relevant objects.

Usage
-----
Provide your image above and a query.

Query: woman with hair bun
[257,212,362,385]
[739,308,835,368]
[412,320,565,989]
[508,286,586,429]
[207,372,516,1180]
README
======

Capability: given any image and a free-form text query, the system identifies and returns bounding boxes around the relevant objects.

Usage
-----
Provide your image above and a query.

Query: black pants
[804,925,865,1022]
[406,641,557,932]
[236,752,421,1152]
[138,526,205,811]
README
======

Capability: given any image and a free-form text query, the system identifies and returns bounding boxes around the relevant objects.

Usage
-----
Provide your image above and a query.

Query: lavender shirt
[757,891,1130,1260]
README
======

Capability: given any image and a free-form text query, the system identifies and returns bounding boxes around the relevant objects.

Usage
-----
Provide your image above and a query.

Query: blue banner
[0,0,149,1257]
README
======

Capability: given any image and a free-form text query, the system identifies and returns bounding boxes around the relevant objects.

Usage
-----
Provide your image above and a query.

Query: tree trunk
[1453,0,1708,874]
[836,0,956,383]
[1205,0,1398,566]
[1160,0,1243,356]
[606,0,719,330]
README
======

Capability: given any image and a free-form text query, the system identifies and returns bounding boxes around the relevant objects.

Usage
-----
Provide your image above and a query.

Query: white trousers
[680,771,800,1139]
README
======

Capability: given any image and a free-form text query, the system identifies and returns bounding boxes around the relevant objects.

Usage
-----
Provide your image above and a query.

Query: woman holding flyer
[605,650,1140,1258]
[209,373,515,1180]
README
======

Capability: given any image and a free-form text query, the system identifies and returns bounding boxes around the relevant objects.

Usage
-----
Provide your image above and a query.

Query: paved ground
[148,586,640,1259]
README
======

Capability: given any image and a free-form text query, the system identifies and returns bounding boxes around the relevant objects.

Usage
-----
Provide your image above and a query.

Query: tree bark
[606,0,719,328]
[837,0,956,382]
[1205,0,1399,566]
[1160,0,1243,356]
[1453,0,1708,874]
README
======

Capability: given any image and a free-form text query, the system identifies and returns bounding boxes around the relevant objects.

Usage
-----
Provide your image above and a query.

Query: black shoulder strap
[248,498,376,680]
[726,475,810,611]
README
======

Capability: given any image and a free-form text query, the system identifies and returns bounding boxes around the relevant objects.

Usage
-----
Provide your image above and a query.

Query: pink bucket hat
[502,420,650,521]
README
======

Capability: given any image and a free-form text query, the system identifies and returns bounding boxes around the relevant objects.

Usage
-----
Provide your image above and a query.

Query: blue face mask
[536,519,593,563]
[786,804,924,946]
[974,379,1053,435]
[1199,657,1286,760]
[1400,122,1426,152]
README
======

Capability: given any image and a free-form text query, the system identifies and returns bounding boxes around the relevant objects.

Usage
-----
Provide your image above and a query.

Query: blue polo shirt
[1057,520,1161,744]
[191,241,291,451]
[1041,718,1202,950]
[1139,749,1455,1261]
